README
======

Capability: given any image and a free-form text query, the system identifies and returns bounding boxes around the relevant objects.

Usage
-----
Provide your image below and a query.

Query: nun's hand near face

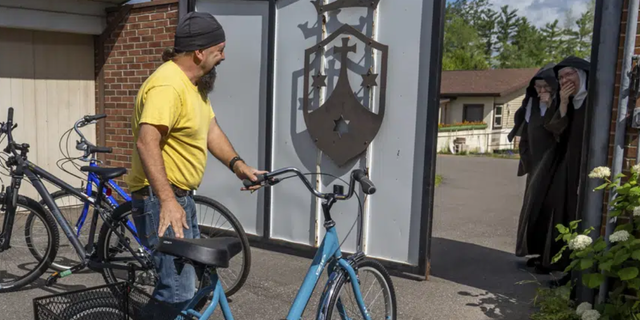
[539,92,551,104]
[559,82,575,117]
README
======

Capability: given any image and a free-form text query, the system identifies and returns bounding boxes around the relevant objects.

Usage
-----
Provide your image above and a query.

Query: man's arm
[137,124,176,203]
[207,117,242,172]
[137,123,189,238]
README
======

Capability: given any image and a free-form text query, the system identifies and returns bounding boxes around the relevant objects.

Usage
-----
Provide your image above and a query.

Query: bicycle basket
[32,282,193,320]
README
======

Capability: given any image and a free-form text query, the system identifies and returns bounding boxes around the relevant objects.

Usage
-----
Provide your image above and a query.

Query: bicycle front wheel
[325,259,397,320]
[0,194,59,292]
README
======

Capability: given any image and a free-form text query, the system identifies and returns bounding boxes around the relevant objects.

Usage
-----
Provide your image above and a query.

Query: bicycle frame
[73,159,138,243]
[182,218,372,320]
[0,158,149,271]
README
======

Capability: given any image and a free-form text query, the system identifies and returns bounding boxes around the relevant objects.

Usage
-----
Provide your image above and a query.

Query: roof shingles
[440,68,539,97]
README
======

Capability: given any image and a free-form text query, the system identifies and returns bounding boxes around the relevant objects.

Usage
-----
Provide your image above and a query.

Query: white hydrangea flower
[576,302,593,316]
[569,235,593,251]
[582,309,600,320]
[634,207,640,217]
[610,230,630,243]
[588,166,611,179]
[632,164,640,173]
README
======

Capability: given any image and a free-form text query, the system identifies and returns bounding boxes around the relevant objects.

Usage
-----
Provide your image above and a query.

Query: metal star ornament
[333,115,350,138]
[361,70,378,87]
[312,72,327,88]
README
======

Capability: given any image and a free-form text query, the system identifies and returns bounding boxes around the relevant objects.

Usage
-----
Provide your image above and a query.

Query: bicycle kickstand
[127,263,137,285]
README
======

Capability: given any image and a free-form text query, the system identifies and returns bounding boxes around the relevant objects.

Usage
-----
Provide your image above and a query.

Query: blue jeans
[131,191,200,309]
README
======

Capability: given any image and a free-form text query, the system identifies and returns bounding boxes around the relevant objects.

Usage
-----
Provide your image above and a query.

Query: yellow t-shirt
[126,60,215,192]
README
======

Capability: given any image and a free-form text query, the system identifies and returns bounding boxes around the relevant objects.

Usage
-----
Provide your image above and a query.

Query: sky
[128,0,591,30]
[447,0,592,29]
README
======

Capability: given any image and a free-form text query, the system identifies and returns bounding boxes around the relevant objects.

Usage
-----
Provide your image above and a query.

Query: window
[493,104,503,129]
[439,102,448,124]
[462,104,484,123]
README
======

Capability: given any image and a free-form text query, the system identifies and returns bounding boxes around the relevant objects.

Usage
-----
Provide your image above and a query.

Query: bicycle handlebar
[83,114,106,123]
[88,145,113,154]
[353,170,376,194]
[73,114,112,159]
[242,167,376,200]
[1,107,25,160]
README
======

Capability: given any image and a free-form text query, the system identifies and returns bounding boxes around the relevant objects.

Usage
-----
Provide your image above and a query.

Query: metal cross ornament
[303,24,388,167]
[311,0,381,14]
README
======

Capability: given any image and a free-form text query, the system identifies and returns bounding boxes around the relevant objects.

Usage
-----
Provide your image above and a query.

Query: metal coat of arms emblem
[303,7,388,167]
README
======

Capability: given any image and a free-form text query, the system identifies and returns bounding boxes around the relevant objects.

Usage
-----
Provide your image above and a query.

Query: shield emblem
[303,24,388,167]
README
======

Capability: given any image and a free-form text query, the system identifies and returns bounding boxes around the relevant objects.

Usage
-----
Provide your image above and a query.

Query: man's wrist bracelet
[229,156,244,173]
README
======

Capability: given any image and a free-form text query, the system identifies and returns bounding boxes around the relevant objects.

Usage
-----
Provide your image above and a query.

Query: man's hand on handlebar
[234,162,269,192]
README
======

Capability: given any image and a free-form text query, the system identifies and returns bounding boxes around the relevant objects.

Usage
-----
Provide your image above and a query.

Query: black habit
[509,63,561,261]
[537,56,590,270]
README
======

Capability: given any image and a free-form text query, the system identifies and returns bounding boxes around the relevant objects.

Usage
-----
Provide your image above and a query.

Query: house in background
[438,68,540,154]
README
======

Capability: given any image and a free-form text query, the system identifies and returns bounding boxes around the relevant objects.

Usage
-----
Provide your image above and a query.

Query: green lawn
[435,174,443,187]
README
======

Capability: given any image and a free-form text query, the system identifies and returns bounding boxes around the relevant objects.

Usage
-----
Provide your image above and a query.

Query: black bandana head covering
[174,12,225,53]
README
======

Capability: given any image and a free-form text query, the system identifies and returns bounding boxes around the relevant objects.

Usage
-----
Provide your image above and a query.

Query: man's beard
[197,66,217,100]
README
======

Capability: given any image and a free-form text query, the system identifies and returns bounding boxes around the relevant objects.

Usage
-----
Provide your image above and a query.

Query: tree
[508,18,546,68]
[442,13,490,70]
[495,5,520,68]
[573,0,595,59]
[477,8,499,60]
[440,0,596,71]
[540,20,564,64]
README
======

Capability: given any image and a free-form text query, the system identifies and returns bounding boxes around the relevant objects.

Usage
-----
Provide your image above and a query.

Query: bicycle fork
[0,187,17,252]
[0,165,26,252]
[316,252,370,320]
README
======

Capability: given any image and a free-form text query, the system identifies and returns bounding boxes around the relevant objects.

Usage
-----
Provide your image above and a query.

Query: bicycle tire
[27,187,115,272]
[57,290,125,320]
[325,259,397,320]
[96,201,157,288]
[192,194,251,297]
[0,194,59,292]
[97,195,252,298]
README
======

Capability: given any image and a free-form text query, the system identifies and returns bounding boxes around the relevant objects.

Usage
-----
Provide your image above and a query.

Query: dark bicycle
[20,113,250,297]
[0,107,237,306]
[0,107,148,292]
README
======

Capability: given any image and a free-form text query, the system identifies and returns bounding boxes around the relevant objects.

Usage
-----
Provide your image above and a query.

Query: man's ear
[193,49,205,63]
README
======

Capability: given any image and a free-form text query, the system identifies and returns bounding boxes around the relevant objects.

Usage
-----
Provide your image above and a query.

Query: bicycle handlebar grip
[84,114,107,122]
[242,174,266,188]
[7,107,13,123]
[354,170,376,195]
[89,146,113,154]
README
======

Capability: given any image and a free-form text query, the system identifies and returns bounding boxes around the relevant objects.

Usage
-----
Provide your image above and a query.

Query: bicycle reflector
[105,186,112,197]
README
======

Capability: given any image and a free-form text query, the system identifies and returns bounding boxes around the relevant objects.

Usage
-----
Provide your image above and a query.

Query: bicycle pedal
[45,270,71,287]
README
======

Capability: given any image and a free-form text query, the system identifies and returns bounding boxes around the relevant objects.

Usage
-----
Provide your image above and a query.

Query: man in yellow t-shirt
[127,12,264,308]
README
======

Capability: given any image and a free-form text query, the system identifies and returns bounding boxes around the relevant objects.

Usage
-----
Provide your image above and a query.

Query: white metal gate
[194,0,444,278]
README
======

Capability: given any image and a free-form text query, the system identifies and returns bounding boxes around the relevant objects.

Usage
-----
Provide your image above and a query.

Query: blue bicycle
[23,114,251,297]
[49,166,397,320]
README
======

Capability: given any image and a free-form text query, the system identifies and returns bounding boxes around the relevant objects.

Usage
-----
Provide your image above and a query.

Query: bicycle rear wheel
[325,259,397,320]
[98,195,251,298]
[0,194,59,292]
[193,194,251,297]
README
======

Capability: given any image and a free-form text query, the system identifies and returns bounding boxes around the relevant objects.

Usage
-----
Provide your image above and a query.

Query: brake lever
[265,177,281,186]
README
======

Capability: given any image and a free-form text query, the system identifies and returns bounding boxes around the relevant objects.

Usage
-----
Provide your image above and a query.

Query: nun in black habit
[509,63,561,269]
[536,56,590,273]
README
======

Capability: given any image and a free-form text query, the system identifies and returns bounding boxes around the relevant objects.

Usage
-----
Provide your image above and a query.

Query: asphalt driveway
[0,155,550,319]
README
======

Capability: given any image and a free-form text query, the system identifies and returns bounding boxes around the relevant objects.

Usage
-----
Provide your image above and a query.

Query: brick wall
[602,0,640,234]
[96,0,179,189]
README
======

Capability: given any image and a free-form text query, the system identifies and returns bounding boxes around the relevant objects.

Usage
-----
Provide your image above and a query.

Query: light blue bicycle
[155,167,398,320]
